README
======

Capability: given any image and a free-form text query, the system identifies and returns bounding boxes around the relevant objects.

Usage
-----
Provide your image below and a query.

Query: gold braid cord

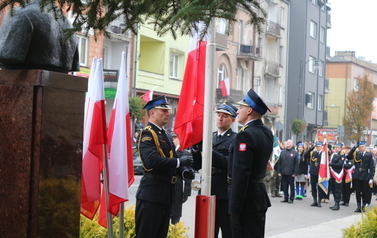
[138,126,174,171]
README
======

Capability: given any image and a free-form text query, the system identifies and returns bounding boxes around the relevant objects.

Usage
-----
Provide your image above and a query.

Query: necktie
[217,134,222,143]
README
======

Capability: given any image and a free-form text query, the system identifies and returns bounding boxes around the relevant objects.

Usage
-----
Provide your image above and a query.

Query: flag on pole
[318,138,330,194]
[141,90,154,102]
[174,23,206,150]
[98,52,135,227]
[81,58,107,219]
[219,77,230,97]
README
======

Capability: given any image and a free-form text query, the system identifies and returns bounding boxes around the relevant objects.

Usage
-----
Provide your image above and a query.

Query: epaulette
[239,125,249,132]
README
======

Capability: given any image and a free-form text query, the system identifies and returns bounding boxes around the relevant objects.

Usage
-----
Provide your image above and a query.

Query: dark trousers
[231,209,267,238]
[310,174,319,199]
[136,199,171,238]
[353,179,371,205]
[215,199,231,238]
[341,181,352,204]
[330,177,342,202]
[281,175,295,201]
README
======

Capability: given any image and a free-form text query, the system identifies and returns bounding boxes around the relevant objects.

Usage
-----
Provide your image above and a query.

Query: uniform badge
[239,143,247,151]
[290,153,293,157]
[141,137,153,142]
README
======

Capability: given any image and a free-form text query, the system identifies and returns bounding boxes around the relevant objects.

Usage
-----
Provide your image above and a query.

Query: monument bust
[0,0,80,73]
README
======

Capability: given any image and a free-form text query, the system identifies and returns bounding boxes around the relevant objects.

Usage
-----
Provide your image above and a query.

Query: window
[279,46,284,67]
[308,56,316,73]
[280,7,286,29]
[217,64,228,88]
[77,35,88,66]
[306,92,314,109]
[310,21,317,39]
[320,27,325,43]
[311,0,316,5]
[319,60,324,77]
[318,94,322,111]
[217,18,228,35]
[278,85,284,105]
[170,53,179,79]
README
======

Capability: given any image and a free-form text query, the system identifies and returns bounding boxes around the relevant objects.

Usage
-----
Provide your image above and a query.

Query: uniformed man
[304,142,325,207]
[347,142,375,212]
[135,96,194,238]
[340,145,353,207]
[192,102,238,238]
[228,88,273,238]
[328,143,345,211]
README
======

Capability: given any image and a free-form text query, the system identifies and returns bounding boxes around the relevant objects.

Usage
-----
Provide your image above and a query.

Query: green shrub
[342,206,377,238]
[80,204,189,238]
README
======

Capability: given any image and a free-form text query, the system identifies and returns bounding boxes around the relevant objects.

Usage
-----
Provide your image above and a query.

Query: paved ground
[129,175,374,237]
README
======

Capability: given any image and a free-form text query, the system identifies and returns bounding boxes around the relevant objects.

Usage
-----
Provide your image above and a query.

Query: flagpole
[200,19,216,237]
[102,145,114,237]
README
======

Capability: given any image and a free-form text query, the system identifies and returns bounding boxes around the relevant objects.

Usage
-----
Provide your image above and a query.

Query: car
[133,148,144,175]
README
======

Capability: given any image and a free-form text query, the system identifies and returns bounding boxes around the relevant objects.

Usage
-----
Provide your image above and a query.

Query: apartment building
[325,51,377,145]
[285,0,331,141]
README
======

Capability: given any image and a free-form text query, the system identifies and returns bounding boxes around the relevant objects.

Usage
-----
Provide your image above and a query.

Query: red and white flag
[98,52,135,227]
[174,22,206,150]
[81,58,107,219]
[219,77,230,97]
[141,90,154,102]
[318,139,330,194]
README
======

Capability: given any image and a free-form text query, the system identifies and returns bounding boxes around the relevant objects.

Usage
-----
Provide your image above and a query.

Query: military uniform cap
[315,142,323,146]
[216,102,238,118]
[358,141,367,146]
[334,142,343,147]
[237,88,271,115]
[143,95,171,111]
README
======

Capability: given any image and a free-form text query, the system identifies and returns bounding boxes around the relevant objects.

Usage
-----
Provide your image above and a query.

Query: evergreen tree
[0,0,266,39]
[343,75,375,143]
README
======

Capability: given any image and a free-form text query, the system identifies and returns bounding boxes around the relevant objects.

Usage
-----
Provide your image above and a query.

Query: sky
[327,0,377,63]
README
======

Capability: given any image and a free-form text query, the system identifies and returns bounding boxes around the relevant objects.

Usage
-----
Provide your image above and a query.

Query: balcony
[265,61,280,78]
[266,20,281,39]
[237,44,262,60]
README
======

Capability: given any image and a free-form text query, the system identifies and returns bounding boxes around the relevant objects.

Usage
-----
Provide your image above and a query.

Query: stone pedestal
[0,70,87,238]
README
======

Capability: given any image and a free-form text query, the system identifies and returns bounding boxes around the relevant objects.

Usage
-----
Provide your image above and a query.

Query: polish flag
[98,52,135,227]
[81,58,107,219]
[174,23,206,150]
[318,138,330,194]
[141,90,154,102]
[219,78,230,97]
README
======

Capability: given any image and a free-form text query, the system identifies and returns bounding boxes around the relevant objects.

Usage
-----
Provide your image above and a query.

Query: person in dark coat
[135,96,194,238]
[340,145,353,207]
[228,88,273,238]
[304,142,325,207]
[328,143,345,211]
[276,140,299,203]
[347,142,375,212]
[192,102,238,238]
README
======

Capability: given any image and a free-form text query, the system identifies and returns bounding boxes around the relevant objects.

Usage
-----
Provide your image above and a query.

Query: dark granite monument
[0,70,87,238]
[0,1,85,237]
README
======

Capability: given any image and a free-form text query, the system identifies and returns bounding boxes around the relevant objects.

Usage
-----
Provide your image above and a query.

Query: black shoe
[280,199,288,203]
[310,202,318,206]
[317,202,322,207]
[344,203,349,207]
[354,207,362,213]
[288,200,294,204]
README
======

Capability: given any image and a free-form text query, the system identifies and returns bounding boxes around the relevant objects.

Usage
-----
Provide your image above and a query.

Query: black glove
[182,168,195,180]
[179,155,193,167]
[353,145,358,150]
[231,213,241,229]
[182,194,189,203]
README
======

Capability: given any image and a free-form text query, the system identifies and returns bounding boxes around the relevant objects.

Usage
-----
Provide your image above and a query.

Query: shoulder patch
[141,137,153,142]
[239,143,247,151]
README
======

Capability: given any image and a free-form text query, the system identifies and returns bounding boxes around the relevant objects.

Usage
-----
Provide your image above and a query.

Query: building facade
[325,51,377,145]
[285,0,331,142]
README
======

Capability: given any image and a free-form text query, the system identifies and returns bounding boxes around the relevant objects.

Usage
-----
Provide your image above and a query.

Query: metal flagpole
[195,19,216,238]
[102,145,114,237]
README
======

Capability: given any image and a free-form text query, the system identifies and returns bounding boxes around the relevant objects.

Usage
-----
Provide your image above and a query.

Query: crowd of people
[268,139,377,213]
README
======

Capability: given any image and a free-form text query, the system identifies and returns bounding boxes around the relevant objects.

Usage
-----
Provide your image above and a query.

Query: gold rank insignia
[239,125,249,132]
[141,137,153,142]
